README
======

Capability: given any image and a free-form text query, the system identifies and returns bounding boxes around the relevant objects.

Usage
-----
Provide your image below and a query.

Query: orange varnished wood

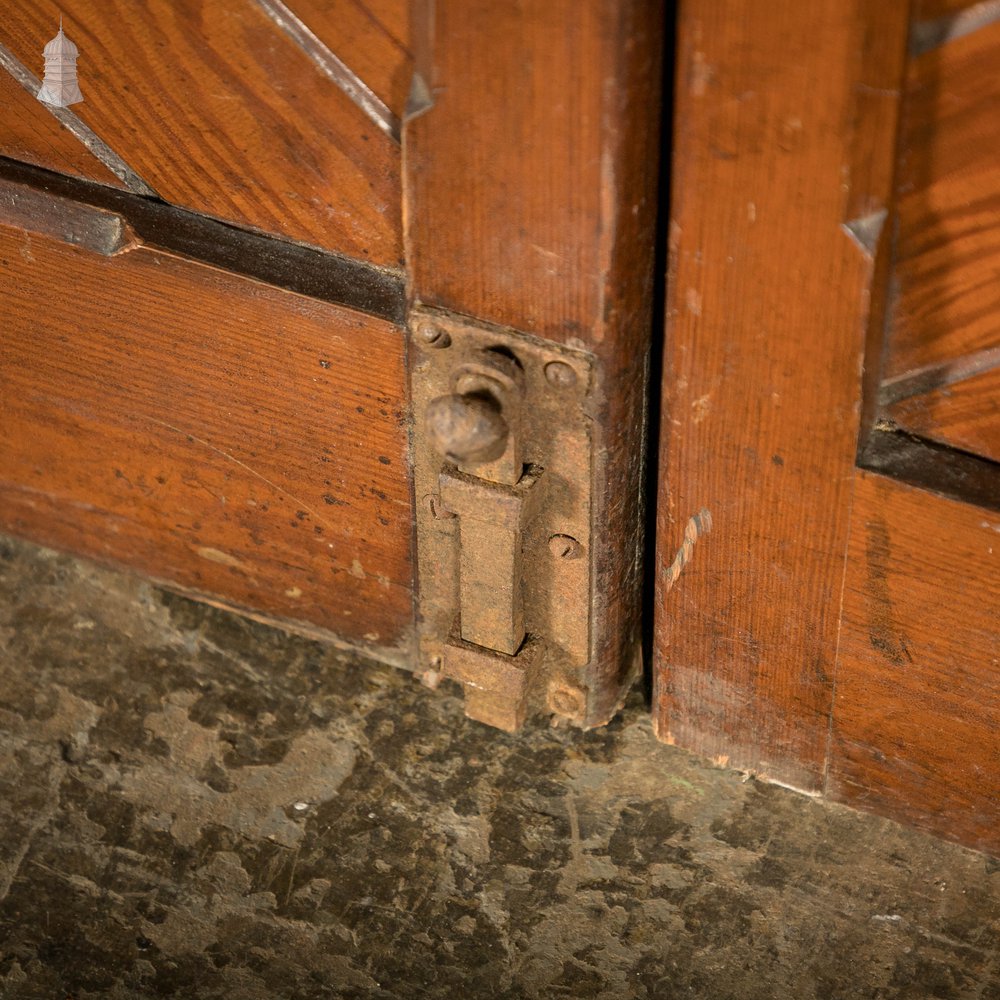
[654,0,910,790]
[406,0,663,724]
[888,19,1000,381]
[657,0,1000,854]
[0,1,402,262]
[888,365,1000,464]
[290,0,411,119]
[913,0,986,23]
[407,0,662,348]
[0,68,125,189]
[830,473,1000,855]
[0,224,413,655]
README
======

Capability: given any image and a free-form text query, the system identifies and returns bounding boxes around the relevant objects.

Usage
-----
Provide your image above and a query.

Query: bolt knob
[426,393,508,465]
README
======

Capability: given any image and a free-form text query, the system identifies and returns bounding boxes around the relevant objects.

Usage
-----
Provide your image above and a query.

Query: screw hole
[548,533,583,559]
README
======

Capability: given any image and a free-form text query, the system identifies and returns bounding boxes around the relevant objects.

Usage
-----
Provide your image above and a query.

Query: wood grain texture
[829,473,1000,855]
[0,67,125,189]
[888,365,1000,463]
[0,223,413,655]
[653,0,910,790]
[0,0,402,262]
[288,0,411,119]
[888,18,1000,381]
[406,0,664,725]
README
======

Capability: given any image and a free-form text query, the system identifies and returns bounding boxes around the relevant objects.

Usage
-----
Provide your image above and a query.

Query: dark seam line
[858,426,1000,513]
[0,156,406,326]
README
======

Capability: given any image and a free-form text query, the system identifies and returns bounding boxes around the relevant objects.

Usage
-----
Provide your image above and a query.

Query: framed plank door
[654,0,999,854]
[405,0,664,727]
[0,1,665,727]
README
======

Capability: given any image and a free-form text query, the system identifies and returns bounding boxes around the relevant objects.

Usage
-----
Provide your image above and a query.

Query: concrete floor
[0,535,997,1000]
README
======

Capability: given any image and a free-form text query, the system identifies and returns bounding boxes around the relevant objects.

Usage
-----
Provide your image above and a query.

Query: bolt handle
[426,392,509,465]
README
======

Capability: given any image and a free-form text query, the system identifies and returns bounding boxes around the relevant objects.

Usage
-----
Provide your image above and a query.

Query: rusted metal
[439,463,543,654]
[412,316,451,348]
[426,393,509,465]
[442,632,544,732]
[410,307,594,730]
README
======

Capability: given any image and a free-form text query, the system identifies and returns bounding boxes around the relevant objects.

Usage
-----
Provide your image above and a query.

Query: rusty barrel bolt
[548,533,583,559]
[544,360,577,389]
[426,392,509,465]
[413,318,451,349]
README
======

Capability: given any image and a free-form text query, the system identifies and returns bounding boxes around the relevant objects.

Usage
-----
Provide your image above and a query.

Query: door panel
[0,202,412,659]
[0,1,403,261]
[656,0,999,853]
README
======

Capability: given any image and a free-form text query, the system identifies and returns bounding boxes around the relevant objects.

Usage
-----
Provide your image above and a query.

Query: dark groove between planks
[0,156,405,325]
[858,425,1000,513]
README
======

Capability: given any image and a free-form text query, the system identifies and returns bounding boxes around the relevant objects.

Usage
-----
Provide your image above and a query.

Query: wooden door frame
[403,0,666,726]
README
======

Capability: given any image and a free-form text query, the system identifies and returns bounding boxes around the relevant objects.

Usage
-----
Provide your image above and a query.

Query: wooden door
[654,0,999,855]
[0,2,663,728]
[0,0,414,665]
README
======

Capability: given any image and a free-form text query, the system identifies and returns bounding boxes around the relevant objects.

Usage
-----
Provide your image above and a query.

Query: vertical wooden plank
[405,0,664,724]
[653,0,910,788]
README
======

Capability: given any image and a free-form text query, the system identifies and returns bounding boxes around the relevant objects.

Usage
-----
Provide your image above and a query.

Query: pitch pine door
[654,0,1000,856]
[0,2,663,729]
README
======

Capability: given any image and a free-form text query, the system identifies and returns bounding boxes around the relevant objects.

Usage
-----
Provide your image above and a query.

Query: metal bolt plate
[409,307,595,728]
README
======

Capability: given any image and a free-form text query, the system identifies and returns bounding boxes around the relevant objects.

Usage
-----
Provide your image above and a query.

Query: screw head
[544,360,577,388]
[549,685,586,718]
[413,319,450,349]
[548,533,583,559]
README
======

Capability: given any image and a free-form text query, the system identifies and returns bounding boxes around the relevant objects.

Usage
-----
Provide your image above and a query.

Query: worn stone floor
[0,536,997,999]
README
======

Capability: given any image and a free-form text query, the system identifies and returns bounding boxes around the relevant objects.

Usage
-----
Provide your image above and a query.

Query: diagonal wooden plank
[0,50,130,190]
[0,1,403,262]
[253,0,401,141]
[282,0,411,123]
